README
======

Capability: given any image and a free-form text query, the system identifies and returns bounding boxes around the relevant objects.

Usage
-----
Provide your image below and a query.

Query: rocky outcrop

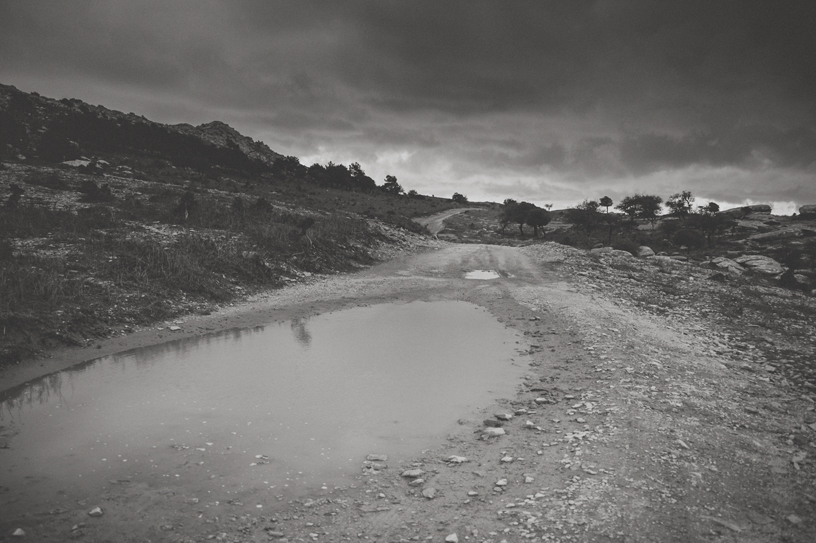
[637,246,655,257]
[611,249,634,257]
[173,121,282,166]
[747,228,806,242]
[722,204,773,217]
[733,254,785,275]
[709,257,745,276]
[590,247,613,254]
[799,204,816,216]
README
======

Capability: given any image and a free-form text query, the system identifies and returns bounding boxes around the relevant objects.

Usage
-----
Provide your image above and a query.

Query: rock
[88,507,103,517]
[495,413,513,421]
[787,514,802,525]
[734,254,785,275]
[366,454,388,462]
[799,204,816,216]
[467,491,479,496]
[168,325,181,331]
[496,478,508,486]
[723,204,772,216]
[421,487,437,499]
[483,419,503,427]
[483,427,506,437]
[445,534,459,543]
[590,247,613,254]
[611,249,634,257]
[637,246,655,257]
[401,468,424,478]
[670,255,688,261]
[710,257,745,276]
[501,456,513,463]
[446,455,469,464]
[747,228,804,242]
[408,478,425,486]
[525,476,535,483]
[12,528,25,537]
[708,272,728,282]
[534,397,551,404]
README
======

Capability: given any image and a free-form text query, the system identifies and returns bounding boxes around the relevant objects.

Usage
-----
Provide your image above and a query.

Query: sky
[1,1,815,213]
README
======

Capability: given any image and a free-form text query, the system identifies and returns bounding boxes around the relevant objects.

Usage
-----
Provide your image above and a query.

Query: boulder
[637,246,655,257]
[589,246,613,254]
[710,257,745,276]
[799,204,816,216]
[733,254,785,275]
[722,204,773,217]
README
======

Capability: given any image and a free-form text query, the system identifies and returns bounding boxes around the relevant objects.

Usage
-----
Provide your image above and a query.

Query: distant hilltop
[0,83,282,171]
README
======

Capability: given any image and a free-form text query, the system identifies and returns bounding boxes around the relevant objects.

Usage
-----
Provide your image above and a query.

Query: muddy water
[0,301,526,515]
[465,270,500,279]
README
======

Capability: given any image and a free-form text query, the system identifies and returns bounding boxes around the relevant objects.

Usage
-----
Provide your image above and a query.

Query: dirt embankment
[2,240,815,543]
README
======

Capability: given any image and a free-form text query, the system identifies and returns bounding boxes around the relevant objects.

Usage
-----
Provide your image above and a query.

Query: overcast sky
[2,1,815,212]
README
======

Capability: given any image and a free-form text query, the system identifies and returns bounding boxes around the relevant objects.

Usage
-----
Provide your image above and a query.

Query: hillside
[0,84,465,365]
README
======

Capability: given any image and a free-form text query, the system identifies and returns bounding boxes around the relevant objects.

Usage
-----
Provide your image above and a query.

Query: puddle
[0,301,525,514]
[465,270,501,280]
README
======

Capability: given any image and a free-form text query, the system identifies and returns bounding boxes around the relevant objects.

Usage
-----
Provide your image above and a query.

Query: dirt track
[2,241,815,542]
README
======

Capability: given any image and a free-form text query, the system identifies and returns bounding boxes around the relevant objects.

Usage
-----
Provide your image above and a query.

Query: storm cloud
[2,0,814,210]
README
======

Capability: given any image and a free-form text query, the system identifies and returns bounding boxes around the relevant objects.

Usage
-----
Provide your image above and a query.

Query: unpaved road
[1,242,814,542]
[414,208,479,236]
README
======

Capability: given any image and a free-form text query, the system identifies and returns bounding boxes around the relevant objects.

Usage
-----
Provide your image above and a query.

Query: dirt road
[414,207,480,236]
[2,242,814,542]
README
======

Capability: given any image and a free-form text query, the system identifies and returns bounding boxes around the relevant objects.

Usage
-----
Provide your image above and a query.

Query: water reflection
[290,318,312,347]
[0,301,527,517]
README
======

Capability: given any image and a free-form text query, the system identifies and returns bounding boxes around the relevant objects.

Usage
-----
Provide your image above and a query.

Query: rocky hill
[0,83,279,171]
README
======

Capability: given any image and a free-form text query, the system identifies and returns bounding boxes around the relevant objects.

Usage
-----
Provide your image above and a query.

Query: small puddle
[0,301,524,514]
[465,270,501,280]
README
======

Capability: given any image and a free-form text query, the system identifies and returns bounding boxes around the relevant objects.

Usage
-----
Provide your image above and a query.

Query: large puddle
[0,301,525,516]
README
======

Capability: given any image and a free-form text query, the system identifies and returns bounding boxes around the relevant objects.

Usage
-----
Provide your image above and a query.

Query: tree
[666,191,695,221]
[686,206,735,247]
[599,196,613,213]
[615,194,663,227]
[499,200,536,235]
[382,175,403,195]
[525,208,552,237]
[407,189,419,198]
[452,192,468,204]
[698,201,720,214]
[566,200,603,240]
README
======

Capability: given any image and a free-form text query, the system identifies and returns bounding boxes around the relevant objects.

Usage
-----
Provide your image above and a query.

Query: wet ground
[1,239,814,542]
[1,301,525,522]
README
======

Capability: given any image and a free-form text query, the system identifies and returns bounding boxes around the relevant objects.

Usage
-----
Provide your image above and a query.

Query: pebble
[88,507,103,517]
[496,478,508,486]
[12,528,25,537]
[787,514,802,525]
[495,413,513,421]
[483,427,506,437]
[445,534,458,543]
[401,469,424,478]
[422,487,437,499]
[501,456,513,463]
[366,454,388,462]
[168,326,181,331]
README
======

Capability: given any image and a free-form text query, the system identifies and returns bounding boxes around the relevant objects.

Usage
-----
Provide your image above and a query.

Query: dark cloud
[1,0,815,206]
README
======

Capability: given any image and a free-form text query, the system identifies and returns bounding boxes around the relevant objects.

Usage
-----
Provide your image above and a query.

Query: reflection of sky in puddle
[0,301,525,518]
[465,270,500,279]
